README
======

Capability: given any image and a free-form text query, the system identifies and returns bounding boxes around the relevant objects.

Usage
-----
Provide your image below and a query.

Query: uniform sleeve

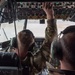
[40,19,57,52]
[33,19,57,73]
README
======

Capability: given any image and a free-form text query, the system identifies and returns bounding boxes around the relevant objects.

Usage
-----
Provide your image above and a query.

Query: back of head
[17,29,35,51]
[51,25,75,69]
[61,29,75,69]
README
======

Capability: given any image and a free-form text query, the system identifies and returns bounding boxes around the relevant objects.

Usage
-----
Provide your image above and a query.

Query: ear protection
[51,25,75,60]
[51,37,63,60]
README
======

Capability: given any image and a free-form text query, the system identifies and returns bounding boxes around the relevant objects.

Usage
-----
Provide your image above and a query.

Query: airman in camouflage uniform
[8,2,58,75]
[31,2,58,75]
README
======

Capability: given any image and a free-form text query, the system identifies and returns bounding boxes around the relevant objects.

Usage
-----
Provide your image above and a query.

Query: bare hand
[42,2,55,19]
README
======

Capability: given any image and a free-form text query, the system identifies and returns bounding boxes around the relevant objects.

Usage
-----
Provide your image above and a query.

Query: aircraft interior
[0,0,75,75]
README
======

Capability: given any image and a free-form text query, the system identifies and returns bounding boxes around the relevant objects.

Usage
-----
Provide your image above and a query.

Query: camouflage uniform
[31,19,58,75]
[7,19,58,75]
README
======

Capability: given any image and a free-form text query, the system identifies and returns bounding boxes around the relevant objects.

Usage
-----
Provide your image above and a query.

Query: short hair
[18,29,34,48]
[61,32,75,69]
[51,25,75,69]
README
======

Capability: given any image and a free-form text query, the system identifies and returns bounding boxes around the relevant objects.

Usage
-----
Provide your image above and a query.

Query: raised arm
[33,2,58,74]
[40,2,57,62]
[43,2,57,41]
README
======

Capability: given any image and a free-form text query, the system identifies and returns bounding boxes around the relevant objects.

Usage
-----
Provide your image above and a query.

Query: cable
[2,28,8,40]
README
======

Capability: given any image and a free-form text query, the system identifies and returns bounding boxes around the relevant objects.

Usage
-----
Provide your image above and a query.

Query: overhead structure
[16,2,75,20]
[1,1,75,23]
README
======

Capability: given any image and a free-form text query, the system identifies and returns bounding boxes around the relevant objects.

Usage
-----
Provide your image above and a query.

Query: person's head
[13,29,35,59]
[51,25,75,70]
